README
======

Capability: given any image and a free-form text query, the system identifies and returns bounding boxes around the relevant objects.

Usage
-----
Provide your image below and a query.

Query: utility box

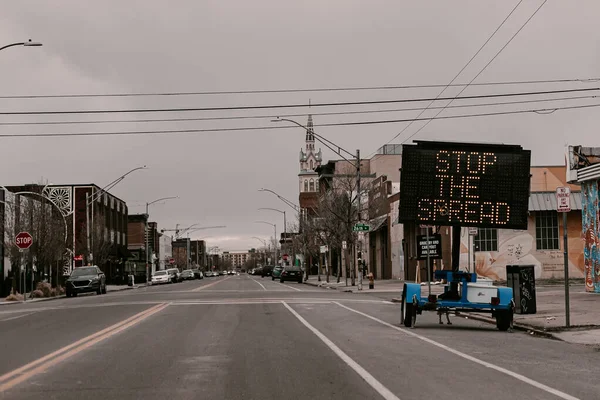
[465,283,498,304]
[506,265,536,314]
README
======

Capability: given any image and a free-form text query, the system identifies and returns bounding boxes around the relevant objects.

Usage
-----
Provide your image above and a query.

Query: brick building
[127,214,149,281]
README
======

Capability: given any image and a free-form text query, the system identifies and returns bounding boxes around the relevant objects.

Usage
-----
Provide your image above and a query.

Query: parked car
[151,270,170,285]
[261,265,274,277]
[271,266,284,280]
[66,266,107,297]
[279,266,303,283]
[228,270,235,275]
[180,270,195,280]
[167,268,181,283]
[192,269,204,279]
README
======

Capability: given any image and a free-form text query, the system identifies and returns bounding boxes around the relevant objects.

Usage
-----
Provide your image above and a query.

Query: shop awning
[528,191,582,211]
[368,215,388,232]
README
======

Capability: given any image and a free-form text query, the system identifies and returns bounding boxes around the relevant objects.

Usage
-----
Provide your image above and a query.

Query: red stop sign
[15,231,33,249]
[282,254,289,261]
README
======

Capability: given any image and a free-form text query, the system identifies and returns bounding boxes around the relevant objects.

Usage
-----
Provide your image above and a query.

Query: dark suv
[66,266,106,297]
[279,266,303,283]
[261,265,274,277]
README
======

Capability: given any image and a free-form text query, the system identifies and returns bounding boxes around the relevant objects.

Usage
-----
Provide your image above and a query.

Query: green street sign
[353,223,370,232]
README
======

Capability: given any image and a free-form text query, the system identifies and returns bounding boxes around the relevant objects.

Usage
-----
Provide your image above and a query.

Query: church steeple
[305,114,315,149]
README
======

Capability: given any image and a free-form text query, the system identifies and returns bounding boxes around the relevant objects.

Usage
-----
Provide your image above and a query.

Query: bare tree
[312,172,384,285]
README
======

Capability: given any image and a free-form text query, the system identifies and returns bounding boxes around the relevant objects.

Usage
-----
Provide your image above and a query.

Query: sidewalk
[0,284,144,306]
[304,276,407,293]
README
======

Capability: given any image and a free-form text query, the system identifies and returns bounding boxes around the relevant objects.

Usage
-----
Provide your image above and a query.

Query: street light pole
[255,221,277,265]
[258,207,287,262]
[88,166,147,264]
[145,196,179,284]
[258,188,299,212]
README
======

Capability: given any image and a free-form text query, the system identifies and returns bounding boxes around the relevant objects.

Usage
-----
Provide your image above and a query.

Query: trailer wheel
[404,303,415,327]
[496,309,513,331]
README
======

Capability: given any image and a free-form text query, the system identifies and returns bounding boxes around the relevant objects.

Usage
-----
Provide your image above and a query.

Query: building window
[474,228,498,252]
[310,160,314,170]
[309,179,315,192]
[536,211,559,250]
[304,180,308,192]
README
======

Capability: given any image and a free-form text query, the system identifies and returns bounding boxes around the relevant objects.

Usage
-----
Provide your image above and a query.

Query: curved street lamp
[88,165,147,268]
[255,220,278,264]
[0,39,43,52]
[258,188,299,212]
[259,207,287,245]
[145,196,179,283]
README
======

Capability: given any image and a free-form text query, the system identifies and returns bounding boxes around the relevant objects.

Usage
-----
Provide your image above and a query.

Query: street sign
[416,234,442,260]
[169,258,175,264]
[353,223,370,232]
[342,241,347,249]
[468,227,478,236]
[15,231,33,250]
[320,245,328,253]
[556,187,571,213]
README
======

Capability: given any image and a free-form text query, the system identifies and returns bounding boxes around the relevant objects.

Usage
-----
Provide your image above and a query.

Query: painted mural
[581,180,600,293]
[458,214,584,282]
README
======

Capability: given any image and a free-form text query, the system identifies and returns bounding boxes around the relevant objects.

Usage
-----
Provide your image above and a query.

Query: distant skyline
[2,1,600,251]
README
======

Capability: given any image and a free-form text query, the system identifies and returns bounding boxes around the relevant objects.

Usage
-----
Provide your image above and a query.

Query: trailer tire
[403,303,415,327]
[496,309,512,331]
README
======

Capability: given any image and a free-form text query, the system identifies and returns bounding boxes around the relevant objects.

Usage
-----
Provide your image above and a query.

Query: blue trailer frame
[401,270,515,331]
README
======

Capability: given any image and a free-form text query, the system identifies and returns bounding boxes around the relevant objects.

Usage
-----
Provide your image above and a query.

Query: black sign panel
[399,141,531,229]
[417,234,442,260]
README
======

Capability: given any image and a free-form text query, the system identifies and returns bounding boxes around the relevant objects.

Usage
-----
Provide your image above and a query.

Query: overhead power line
[0,77,598,99]
[375,0,524,159]
[0,102,598,138]
[399,0,548,145]
[0,87,597,116]
[0,94,595,126]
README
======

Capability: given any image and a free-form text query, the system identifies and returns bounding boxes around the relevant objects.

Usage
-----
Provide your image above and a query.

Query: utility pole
[145,204,149,285]
[356,148,362,290]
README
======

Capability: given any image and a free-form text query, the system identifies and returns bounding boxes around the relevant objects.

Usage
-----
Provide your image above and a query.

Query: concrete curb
[1,294,66,306]
[304,281,357,292]
[455,312,561,340]
[1,285,143,306]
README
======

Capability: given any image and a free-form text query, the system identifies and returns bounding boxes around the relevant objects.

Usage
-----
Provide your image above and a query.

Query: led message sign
[399,141,531,230]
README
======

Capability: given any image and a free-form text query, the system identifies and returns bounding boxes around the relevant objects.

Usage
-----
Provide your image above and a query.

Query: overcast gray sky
[1,0,599,251]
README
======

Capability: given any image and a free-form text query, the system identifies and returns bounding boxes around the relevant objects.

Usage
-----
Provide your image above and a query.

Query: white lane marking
[280,282,303,292]
[282,301,401,400]
[334,302,579,400]
[0,312,37,322]
[251,279,267,291]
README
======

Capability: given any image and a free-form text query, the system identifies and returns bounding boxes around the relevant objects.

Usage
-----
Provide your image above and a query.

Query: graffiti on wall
[581,180,600,293]
[459,222,584,282]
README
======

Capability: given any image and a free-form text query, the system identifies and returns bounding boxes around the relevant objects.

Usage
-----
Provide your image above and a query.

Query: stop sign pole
[15,231,33,302]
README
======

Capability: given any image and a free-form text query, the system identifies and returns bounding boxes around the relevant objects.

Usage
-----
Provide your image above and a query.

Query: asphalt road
[0,274,597,400]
